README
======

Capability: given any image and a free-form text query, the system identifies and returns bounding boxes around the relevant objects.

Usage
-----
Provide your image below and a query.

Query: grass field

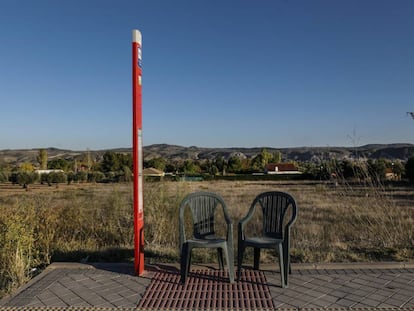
[0,180,413,297]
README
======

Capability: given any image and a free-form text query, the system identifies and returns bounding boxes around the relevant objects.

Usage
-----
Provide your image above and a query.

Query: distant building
[143,167,165,177]
[384,168,400,181]
[34,169,64,175]
[265,163,302,175]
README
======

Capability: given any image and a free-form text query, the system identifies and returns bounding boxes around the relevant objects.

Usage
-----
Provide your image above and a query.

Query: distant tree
[340,160,355,179]
[260,148,273,167]
[47,172,67,187]
[76,171,88,183]
[101,151,120,173]
[0,171,8,183]
[48,158,71,171]
[271,151,282,164]
[391,161,404,177]
[251,148,273,171]
[367,159,387,182]
[214,156,227,175]
[165,162,178,174]
[227,156,242,173]
[37,149,48,169]
[101,151,132,173]
[119,153,132,170]
[20,162,34,172]
[67,171,76,184]
[240,158,252,173]
[183,160,201,175]
[16,172,38,189]
[146,157,166,171]
[109,165,133,182]
[201,160,218,176]
[40,172,49,184]
[85,149,93,170]
[88,171,105,183]
[301,162,316,179]
[317,162,331,180]
[405,156,414,182]
[121,165,132,182]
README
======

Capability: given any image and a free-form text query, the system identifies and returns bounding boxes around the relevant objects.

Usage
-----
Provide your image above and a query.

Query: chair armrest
[238,203,256,240]
[238,214,252,241]
[282,204,297,248]
[283,206,298,239]
[226,222,233,244]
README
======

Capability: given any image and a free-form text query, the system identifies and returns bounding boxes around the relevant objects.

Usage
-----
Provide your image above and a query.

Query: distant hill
[1,143,414,167]
[144,143,414,162]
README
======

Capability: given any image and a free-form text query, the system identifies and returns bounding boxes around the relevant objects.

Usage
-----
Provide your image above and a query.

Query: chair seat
[186,237,227,248]
[243,237,283,248]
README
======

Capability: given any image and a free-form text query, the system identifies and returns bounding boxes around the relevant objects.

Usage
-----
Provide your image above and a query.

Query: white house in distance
[34,169,64,175]
[265,163,302,175]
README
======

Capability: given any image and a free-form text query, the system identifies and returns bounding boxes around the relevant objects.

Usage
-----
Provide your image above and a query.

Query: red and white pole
[132,29,144,275]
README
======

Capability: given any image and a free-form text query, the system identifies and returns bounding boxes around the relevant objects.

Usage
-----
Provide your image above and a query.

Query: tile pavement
[0,262,413,310]
[266,265,414,309]
[0,263,152,309]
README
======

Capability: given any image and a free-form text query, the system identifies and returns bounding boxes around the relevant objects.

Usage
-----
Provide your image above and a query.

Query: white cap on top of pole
[132,29,142,45]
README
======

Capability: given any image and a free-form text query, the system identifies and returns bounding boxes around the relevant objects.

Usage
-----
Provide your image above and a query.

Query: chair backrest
[252,191,297,239]
[179,192,230,239]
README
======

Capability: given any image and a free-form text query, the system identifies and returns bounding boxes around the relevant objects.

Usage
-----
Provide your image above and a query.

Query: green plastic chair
[237,191,297,288]
[179,192,234,283]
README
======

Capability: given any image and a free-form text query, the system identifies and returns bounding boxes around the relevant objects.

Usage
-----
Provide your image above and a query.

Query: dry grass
[0,180,413,297]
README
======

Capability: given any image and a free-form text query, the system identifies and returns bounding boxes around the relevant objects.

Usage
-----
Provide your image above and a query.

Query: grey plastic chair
[179,192,234,283]
[237,191,297,288]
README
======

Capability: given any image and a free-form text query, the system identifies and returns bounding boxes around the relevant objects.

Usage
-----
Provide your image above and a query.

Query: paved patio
[1,262,413,310]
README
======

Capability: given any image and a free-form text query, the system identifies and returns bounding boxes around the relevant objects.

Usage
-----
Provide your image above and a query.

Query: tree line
[1,148,414,188]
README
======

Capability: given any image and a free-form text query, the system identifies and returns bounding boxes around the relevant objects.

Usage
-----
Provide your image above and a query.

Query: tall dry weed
[1,179,413,297]
[0,197,39,294]
[291,162,413,262]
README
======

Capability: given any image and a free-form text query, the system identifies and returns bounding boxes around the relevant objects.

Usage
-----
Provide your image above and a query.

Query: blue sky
[1,0,414,150]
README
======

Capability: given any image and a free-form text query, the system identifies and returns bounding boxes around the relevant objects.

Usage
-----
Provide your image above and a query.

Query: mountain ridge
[1,143,414,166]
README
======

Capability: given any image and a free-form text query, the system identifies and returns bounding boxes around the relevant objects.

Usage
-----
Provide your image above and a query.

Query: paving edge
[1,307,414,311]
[290,261,414,270]
[0,267,54,306]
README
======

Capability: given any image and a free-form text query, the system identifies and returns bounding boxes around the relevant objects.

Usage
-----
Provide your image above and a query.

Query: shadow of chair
[179,191,234,283]
[237,191,297,288]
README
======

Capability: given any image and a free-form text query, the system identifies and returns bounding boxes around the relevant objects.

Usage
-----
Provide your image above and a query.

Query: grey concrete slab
[0,263,152,309]
[266,264,414,310]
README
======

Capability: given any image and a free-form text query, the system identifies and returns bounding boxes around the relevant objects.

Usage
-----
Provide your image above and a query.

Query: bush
[14,172,39,189]
[0,172,8,183]
[87,171,105,183]
[76,171,88,183]
[47,172,67,186]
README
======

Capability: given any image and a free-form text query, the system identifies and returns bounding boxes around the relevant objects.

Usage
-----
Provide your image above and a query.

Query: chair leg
[180,243,191,284]
[283,245,290,286]
[222,246,234,283]
[237,245,245,281]
[278,243,286,288]
[227,244,234,283]
[253,248,260,270]
[282,240,291,286]
[217,248,224,270]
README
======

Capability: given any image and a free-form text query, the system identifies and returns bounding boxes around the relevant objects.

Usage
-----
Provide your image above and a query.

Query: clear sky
[1,0,414,150]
